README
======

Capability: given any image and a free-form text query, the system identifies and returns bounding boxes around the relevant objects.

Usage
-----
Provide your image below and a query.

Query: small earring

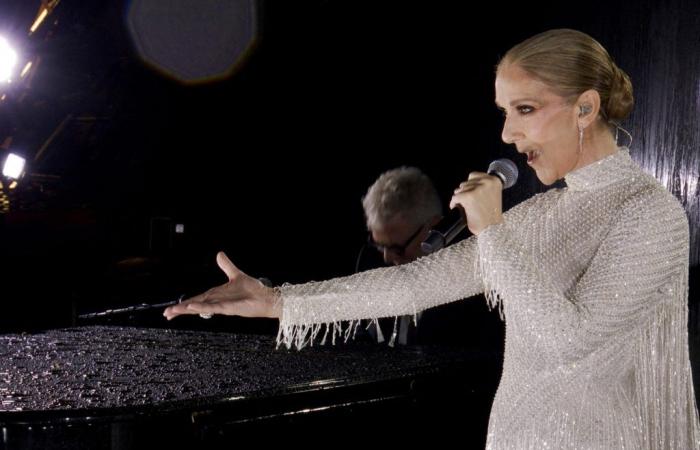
[578,124,584,154]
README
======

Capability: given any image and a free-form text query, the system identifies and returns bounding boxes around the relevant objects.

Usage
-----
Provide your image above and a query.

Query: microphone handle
[420,213,467,254]
[443,219,467,246]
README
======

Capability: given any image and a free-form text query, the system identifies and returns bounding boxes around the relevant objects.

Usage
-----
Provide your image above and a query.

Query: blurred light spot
[20,61,32,78]
[3,154,26,179]
[0,37,18,83]
[127,0,258,83]
[30,8,49,34]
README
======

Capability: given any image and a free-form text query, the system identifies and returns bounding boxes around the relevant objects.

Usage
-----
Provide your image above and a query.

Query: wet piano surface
[0,326,499,449]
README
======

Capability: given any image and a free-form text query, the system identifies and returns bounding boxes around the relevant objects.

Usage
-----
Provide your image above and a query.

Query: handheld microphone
[421,159,518,254]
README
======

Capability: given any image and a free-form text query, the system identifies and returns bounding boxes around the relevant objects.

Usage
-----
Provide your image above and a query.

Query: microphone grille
[487,158,519,189]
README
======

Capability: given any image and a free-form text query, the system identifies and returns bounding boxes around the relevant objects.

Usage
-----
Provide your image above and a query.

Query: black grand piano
[0,326,499,449]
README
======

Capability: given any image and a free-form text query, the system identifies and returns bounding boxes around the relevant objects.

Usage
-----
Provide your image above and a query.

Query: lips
[526,150,540,165]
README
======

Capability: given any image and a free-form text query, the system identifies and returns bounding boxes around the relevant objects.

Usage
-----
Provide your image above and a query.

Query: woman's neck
[574,123,620,171]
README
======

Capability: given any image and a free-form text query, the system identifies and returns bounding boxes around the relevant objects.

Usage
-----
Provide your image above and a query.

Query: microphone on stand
[421,159,518,254]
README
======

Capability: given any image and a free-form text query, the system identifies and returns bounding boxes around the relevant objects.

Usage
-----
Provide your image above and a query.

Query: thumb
[216,251,241,280]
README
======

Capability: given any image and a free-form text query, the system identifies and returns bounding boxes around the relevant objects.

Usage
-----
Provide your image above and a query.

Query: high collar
[564,147,636,192]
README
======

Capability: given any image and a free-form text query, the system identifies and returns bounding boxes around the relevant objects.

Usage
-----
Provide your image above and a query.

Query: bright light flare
[2,153,25,179]
[20,61,32,78]
[0,37,18,83]
[30,9,49,34]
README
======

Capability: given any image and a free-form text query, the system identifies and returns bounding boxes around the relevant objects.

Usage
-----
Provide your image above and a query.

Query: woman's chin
[533,169,558,186]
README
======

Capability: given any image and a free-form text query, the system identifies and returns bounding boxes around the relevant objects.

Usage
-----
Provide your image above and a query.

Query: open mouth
[526,150,540,165]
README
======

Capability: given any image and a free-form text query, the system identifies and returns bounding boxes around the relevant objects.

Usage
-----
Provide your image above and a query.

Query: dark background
[0,0,697,366]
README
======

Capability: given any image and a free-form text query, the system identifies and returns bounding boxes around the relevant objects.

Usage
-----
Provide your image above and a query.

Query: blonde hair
[499,29,633,123]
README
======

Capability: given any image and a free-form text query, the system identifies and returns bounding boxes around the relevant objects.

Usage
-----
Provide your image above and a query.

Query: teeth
[526,151,540,163]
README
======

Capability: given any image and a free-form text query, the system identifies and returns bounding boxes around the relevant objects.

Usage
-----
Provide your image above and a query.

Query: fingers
[455,172,502,193]
[163,298,227,320]
[162,285,225,320]
[450,172,501,210]
[449,195,467,210]
[162,294,203,320]
[455,182,480,193]
[451,180,481,210]
[216,251,241,280]
[455,172,487,192]
[185,301,227,315]
[467,171,488,181]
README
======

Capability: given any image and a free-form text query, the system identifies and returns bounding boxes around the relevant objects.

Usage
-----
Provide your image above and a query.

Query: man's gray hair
[362,166,442,230]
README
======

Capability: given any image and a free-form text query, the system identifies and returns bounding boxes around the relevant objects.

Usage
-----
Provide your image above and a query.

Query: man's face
[370,216,430,265]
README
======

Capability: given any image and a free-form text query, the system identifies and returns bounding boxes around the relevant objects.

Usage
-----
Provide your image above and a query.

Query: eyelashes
[516,105,534,115]
[499,105,535,117]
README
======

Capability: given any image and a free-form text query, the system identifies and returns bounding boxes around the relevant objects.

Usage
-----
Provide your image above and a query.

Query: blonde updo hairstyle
[498,29,634,127]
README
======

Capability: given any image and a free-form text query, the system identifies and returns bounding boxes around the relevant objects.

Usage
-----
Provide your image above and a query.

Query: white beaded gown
[276,148,700,449]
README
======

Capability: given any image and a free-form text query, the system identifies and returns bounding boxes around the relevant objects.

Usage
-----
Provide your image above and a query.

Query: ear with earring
[578,102,634,148]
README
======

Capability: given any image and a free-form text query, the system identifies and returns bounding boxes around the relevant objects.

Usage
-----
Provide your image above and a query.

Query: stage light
[8,180,17,190]
[0,36,18,83]
[20,61,32,78]
[30,8,49,34]
[2,153,26,179]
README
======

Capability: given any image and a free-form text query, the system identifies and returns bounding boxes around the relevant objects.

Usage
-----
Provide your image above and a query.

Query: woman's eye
[517,105,534,114]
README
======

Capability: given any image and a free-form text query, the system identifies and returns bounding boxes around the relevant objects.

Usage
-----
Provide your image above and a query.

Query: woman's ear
[575,89,601,129]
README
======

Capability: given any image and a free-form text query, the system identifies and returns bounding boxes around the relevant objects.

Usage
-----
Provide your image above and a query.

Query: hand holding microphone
[450,171,504,234]
[421,159,518,253]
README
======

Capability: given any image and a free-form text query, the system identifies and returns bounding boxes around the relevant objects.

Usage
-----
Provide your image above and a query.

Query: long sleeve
[276,235,484,349]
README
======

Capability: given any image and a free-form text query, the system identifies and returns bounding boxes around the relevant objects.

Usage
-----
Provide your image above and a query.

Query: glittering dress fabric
[277,148,700,449]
